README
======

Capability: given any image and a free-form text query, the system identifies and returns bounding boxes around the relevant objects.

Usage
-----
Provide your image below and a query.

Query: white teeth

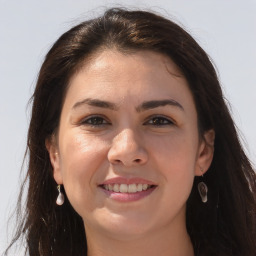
[142,184,148,190]
[113,184,119,192]
[128,184,137,193]
[137,184,143,192]
[103,183,152,193]
[120,184,128,193]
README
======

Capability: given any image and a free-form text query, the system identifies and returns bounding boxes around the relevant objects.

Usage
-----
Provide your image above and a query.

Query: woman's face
[48,50,214,240]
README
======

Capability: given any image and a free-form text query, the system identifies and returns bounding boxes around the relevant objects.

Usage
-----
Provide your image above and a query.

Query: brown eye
[81,116,110,126]
[145,116,174,126]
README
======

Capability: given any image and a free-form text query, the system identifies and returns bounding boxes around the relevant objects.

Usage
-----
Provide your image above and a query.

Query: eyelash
[80,115,110,127]
[144,116,174,126]
[79,115,174,128]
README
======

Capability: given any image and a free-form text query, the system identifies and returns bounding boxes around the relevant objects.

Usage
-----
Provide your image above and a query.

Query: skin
[47,50,215,256]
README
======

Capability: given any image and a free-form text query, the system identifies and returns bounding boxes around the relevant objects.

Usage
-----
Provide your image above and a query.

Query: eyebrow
[72,98,184,112]
[72,98,118,111]
[136,99,184,112]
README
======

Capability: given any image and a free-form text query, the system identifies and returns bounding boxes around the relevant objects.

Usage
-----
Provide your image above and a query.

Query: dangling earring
[56,185,64,205]
[198,168,208,203]
[198,181,208,203]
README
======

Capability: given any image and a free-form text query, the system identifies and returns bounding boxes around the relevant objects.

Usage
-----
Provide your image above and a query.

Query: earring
[198,181,208,203]
[56,185,64,205]
[198,167,208,203]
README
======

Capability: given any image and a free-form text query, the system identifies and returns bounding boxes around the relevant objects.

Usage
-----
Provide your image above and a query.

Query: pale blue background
[1,0,255,253]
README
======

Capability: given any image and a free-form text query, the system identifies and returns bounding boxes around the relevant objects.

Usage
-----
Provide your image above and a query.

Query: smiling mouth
[100,183,156,193]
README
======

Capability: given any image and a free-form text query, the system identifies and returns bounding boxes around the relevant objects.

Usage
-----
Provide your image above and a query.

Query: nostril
[112,158,141,165]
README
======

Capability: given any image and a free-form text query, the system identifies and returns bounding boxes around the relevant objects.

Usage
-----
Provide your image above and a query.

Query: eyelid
[79,114,111,126]
[143,115,175,126]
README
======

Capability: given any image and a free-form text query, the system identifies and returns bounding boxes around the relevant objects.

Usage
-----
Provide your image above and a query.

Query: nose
[108,128,148,167]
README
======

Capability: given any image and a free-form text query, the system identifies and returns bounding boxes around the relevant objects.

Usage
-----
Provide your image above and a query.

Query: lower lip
[100,186,157,202]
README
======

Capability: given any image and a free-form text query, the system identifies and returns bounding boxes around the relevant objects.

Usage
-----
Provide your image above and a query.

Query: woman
[5,8,256,256]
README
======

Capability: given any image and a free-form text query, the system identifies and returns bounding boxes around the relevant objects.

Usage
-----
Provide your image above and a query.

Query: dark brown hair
[5,8,256,256]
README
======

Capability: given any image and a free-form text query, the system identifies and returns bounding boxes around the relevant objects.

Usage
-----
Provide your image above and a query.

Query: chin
[84,210,154,240]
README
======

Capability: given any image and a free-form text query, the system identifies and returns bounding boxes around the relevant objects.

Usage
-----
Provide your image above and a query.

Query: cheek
[151,130,198,196]
[150,130,199,170]
[58,132,109,210]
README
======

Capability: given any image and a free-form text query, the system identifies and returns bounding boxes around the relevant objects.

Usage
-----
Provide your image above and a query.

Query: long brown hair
[5,8,256,256]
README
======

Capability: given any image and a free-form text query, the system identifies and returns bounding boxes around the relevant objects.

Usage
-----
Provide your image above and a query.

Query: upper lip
[99,177,157,186]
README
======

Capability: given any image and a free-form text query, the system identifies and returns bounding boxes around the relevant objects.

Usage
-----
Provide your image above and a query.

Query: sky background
[0,0,255,253]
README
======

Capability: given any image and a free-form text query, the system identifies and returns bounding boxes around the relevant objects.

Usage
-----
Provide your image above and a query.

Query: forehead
[77,49,184,81]
[63,49,194,111]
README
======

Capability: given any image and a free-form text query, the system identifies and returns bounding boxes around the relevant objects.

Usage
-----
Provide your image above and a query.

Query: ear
[195,129,215,176]
[45,135,63,184]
